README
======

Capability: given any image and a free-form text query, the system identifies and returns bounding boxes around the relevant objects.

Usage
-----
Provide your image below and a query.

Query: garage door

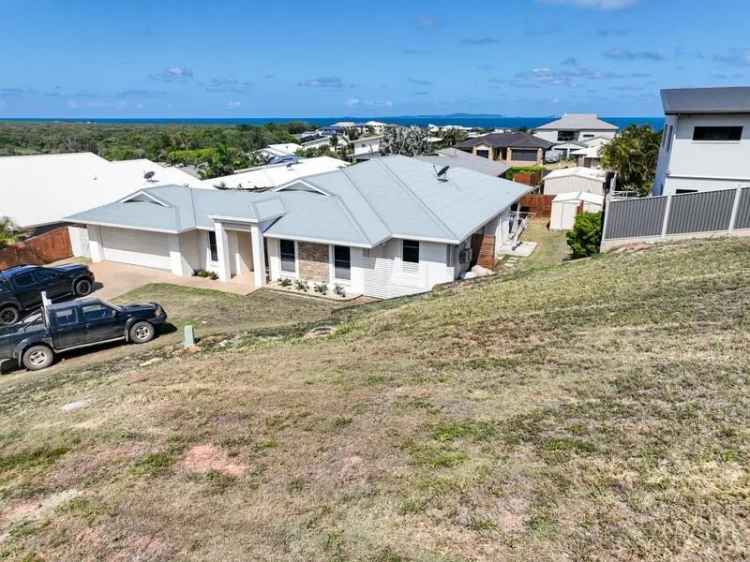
[100,227,171,270]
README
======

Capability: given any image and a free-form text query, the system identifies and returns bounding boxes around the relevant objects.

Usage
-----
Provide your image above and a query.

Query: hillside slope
[1,238,749,561]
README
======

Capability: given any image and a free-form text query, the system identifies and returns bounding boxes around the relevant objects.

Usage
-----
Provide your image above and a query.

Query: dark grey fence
[602,186,750,250]
[736,187,750,230]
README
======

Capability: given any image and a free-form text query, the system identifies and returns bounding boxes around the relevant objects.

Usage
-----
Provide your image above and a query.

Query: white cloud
[540,0,638,10]
[227,101,242,108]
[346,98,393,108]
[149,66,194,82]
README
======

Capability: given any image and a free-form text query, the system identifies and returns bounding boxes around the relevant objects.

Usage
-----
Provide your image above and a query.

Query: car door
[49,305,82,349]
[79,302,123,343]
[11,271,41,309]
[32,268,69,299]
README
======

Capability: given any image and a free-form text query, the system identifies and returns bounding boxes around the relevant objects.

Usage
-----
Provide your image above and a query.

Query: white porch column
[87,225,104,263]
[168,233,192,277]
[250,224,266,287]
[214,222,232,282]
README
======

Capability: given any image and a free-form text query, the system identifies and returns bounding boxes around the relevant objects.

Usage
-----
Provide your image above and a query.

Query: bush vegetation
[566,211,603,258]
[0,121,310,178]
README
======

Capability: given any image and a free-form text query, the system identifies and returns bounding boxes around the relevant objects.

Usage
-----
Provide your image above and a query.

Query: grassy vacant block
[0,238,748,561]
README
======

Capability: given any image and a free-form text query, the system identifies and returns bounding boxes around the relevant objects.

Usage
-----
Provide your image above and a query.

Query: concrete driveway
[85,261,254,300]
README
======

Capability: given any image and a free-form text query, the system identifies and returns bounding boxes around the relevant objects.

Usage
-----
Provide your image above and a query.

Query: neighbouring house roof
[544,167,607,182]
[553,191,605,205]
[535,113,618,131]
[67,156,530,249]
[200,157,349,190]
[571,145,603,158]
[416,148,510,177]
[354,135,383,144]
[455,132,554,150]
[661,86,750,114]
[551,141,586,150]
[0,152,197,228]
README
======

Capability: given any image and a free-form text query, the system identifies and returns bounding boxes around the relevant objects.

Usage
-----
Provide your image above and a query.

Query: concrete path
[81,261,254,300]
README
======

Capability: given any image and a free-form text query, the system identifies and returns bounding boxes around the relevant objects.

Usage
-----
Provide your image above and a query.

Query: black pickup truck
[0,298,167,371]
[0,264,96,325]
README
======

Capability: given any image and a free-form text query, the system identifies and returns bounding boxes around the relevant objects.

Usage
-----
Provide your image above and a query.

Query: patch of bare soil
[179,444,248,477]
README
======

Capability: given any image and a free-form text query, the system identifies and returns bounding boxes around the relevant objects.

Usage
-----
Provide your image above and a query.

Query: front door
[79,302,123,343]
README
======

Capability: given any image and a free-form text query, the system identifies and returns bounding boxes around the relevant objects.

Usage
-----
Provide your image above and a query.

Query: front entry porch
[212,219,267,289]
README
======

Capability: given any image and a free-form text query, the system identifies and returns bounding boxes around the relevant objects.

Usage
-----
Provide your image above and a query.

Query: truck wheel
[74,278,93,297]
[0,305,20,326]
[130,321,155,344]
[22,345,55,371]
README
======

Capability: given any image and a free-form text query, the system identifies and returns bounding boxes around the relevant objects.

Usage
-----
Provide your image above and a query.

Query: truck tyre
[130,321,155,344]
[22,344,55,371]
[74,278,93,297]
[0,305,20,326]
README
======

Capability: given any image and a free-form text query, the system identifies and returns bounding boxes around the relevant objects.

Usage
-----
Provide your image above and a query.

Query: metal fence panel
[735,187,750,230]
[666,189,736,234]
[604,196,667,240]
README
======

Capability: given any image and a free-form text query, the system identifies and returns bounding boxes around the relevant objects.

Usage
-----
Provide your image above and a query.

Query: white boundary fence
[601,186,750,251]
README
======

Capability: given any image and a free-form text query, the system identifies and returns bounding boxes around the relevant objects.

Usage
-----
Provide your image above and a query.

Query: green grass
[0,238,749,561]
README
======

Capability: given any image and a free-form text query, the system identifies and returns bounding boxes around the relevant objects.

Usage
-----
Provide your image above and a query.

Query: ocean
[1,116,665,130]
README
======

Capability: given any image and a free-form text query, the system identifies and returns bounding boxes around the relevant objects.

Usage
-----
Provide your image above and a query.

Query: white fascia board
[262,232,372,249]
[390,233,460,245]
[65,219,179,234]
[273,178,331,196]
[208,214,260,224]
[118,190,172,207]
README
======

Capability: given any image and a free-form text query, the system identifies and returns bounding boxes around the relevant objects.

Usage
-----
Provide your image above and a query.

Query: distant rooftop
[535,114,618,131]
[416,148,510,177]
[661,86,750,114]
[456,131,553,150]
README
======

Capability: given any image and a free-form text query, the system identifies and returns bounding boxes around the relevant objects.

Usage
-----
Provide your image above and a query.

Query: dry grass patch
[0,238,749,561]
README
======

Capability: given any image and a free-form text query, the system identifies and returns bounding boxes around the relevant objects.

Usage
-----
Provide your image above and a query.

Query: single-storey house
[543,167,609,196]
[67,156,530,299]
[257,143,303,159]
[455,132,554,166]
[352,135,383,162]
[200,157,349,190]
[533,113,618,144]
[0,152,197,256]
[416,148,511,177]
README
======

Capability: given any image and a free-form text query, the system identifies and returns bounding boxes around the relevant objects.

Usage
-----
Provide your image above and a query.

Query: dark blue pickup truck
[0,264,96,325]
[0,298,167,371]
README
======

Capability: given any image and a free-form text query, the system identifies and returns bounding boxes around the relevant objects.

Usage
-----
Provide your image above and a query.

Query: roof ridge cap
[339,167,388,244]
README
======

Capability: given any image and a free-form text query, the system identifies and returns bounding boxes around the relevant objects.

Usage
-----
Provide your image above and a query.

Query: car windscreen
[98,300,123,312]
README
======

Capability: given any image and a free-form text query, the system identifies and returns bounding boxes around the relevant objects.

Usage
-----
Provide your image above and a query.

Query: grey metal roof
[275,156,530,244]
[67,156,530,247]
[661,87,750,114]
[535,113,618,131]
[455,132,553,150]
[416,148,510,177]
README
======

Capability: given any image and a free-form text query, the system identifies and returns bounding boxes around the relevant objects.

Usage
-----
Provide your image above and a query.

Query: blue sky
[1,0,748,118]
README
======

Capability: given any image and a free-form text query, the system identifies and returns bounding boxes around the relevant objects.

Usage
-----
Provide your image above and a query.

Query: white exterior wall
[353,139,381,157]
[87,225,103,263]
[535,130,616,143]
[68,225,90,258]
[362,239,453,299]
[544,175,605,196]
[654,113,750,196]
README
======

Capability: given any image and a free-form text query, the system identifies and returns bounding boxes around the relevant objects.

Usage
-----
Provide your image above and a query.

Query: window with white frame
[334,246,351,280]
[402,240,420,273]
[280,239,296,273]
